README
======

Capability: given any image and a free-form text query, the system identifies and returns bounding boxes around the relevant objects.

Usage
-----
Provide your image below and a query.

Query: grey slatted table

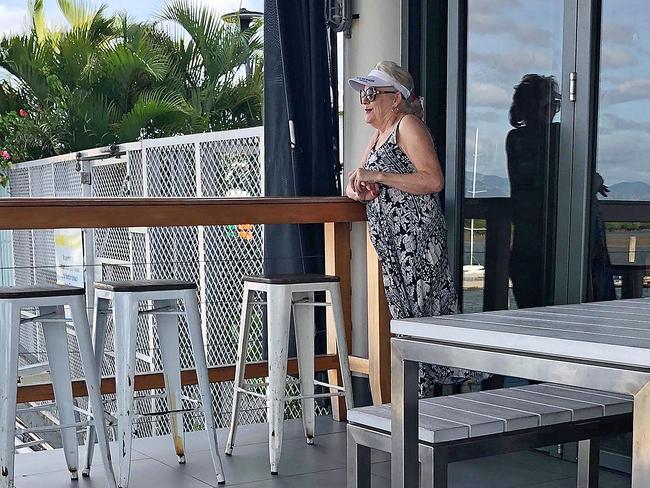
[390,298,650,488]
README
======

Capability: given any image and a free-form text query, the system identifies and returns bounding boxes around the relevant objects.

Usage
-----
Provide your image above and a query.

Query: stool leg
[40,305,79,480]
[0,301,20,488]
[329,285,354,409]
[346,427,371,488]
[225,283,253,456]
[293,291,315,445]
[70,295,117,488]
[183,290,225,485]
[154,299,185,463]
[83,295,111,477]
[267,286,292,474]
[113,293,139,488]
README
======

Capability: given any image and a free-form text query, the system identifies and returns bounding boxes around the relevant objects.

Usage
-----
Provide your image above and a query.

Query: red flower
[1,150,10,160]
[18,108,28,118]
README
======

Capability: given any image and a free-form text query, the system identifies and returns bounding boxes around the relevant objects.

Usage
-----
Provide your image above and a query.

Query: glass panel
[462,0,565,312]
[591,0,650,303]
[590,0,650,467]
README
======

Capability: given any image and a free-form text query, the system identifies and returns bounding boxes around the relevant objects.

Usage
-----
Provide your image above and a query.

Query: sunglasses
[359,86,398,103]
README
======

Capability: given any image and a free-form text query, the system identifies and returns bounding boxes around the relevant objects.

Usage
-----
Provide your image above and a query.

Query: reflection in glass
[463,0,564,313]
[593,0,650,304]
[506,74,560,308]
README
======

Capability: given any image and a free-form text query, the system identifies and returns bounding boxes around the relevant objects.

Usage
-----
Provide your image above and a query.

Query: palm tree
[0,0,263,165]
[157,0,263,131]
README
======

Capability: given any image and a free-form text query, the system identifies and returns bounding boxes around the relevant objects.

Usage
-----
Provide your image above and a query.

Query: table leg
[632,382,650,488]
[391,339,419,488]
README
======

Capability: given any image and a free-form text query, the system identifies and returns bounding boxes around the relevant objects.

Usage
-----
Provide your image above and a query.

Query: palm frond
[118,87,192,140]
[57,0,104,30]
[28,0,47,43]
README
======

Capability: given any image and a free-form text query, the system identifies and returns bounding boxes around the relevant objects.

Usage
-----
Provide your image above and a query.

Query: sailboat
[464,127,485,280]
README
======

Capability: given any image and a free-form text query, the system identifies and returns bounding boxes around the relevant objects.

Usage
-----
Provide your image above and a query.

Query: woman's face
[360,85,399,127]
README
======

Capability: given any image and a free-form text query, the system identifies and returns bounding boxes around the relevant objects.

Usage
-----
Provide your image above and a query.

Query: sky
[0,0,263,37]
[464,0,650,194]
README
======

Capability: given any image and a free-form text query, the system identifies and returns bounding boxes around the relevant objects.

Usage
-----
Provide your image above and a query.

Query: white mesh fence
[8,128,329,442]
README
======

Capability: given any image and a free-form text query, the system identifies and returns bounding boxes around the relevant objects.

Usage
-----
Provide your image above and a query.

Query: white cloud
[0,5,29,37]
[468,82,511,108]
[597,129,650,186]
[470,49,554,88]
[601,46,638,69]
[469,9,551,48]
[602,79,650,105]
[602,22,638,45]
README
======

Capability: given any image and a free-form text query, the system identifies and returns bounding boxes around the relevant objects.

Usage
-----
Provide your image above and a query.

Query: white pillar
[343,0,402,359]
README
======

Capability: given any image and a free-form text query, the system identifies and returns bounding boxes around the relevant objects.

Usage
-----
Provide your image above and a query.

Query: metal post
[390,339,419,488]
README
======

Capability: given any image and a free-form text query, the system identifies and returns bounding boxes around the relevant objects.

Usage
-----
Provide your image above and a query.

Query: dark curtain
[263,1,341,356]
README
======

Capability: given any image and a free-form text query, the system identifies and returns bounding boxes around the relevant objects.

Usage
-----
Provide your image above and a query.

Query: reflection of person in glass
[506,74,560,308]
[588,173,617,301]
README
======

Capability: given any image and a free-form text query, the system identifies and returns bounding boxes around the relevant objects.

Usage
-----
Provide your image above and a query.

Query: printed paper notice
[54,229,84,287]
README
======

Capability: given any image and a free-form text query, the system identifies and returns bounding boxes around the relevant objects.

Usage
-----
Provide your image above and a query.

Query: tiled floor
[13,417,631,487]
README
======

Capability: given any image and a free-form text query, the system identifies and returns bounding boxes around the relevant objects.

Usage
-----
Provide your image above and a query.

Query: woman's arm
[346,130,380,200]
[355,115,444,195]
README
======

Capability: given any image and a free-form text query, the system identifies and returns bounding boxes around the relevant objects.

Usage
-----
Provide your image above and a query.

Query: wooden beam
[367,228,392,405]
[16,354,339,404]
[325,222,352,421]
[348,355,370,375]
[0,197,367,230]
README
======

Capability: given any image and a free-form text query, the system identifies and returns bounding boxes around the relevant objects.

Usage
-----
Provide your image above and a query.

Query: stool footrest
[245,300,332,308]
[18,420,90,435]
[138,407,199,417]
[314,379,345,392]
[133,393,199,405]
[236,384,347,402]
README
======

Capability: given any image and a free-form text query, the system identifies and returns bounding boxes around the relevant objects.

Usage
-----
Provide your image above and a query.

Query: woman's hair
[509,74,561,128]
[374,60,424,119]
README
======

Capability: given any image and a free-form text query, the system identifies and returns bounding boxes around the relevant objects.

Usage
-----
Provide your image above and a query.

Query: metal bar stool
[83,279,225,487]
[225,274,354,474]
[0,285,116,488]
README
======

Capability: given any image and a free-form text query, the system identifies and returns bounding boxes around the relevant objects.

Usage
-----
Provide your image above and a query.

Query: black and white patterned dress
[364,117,483,397]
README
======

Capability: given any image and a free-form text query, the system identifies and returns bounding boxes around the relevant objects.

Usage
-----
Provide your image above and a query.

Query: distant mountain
[606,181,650,201]
[465,173,650,201]
[465,172,510,197]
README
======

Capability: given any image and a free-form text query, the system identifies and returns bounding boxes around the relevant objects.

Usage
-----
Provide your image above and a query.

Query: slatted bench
[347,383,633,487]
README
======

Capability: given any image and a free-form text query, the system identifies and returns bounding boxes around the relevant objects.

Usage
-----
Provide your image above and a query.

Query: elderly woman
[347,61,480,396]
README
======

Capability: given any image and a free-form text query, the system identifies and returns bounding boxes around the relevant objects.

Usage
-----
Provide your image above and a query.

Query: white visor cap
[348,69,411,100]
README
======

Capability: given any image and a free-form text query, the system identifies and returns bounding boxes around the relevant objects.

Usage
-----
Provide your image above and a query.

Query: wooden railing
[464,198,650,308]
[0,197,391,420]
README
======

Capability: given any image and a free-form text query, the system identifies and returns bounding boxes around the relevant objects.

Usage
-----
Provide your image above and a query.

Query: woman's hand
[347,170,380,201]
[348,168,383,188]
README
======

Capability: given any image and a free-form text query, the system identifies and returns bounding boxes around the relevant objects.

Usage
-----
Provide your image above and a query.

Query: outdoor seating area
[2,1,650,486]
[9,418,634,488]
[0,196,644,488]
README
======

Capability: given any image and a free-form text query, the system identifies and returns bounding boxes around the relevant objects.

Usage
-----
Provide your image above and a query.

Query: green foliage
[0,0,263,170]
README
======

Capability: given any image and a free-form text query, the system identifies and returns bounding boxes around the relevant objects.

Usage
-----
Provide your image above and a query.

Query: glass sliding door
[458,0,570,313]
[440,0,647,473]
[584,0,650,472]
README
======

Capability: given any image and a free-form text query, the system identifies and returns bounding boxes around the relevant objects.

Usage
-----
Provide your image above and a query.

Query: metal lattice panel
[201,137,262,197]
[12,230,34,286]
[28,164,54,197]
[8,166,31,197]
[92,161,128,197]
[93,162,131,262]
[146,144,196,197]
[32,230,57,284]
[53,160,81,197]
[127,150,143,197]
[4,128,332,439]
